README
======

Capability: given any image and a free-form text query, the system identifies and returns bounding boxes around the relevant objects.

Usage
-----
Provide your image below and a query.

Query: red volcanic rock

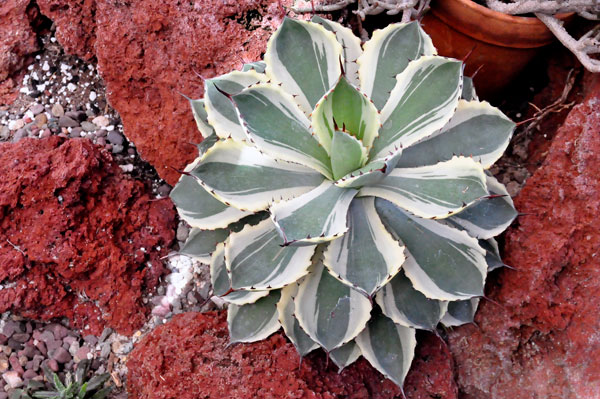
[0,137,176,335]
[0,0,41,103]
[36,0,96,61]
[448,76,600,399]
[127,311,457,399]
[37,0,289,185]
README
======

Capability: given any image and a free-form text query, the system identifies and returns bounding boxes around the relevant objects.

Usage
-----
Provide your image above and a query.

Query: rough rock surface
[0,0,41,103]
[0,137,176,335]
[127,311,457,399]
[37,0,289,185]
[448,76,600,399]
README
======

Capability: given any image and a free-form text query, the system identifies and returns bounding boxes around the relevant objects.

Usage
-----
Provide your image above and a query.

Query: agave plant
[10,361,111,399]
[171,17,516,388]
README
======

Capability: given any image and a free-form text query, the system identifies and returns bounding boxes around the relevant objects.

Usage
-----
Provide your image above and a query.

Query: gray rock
[46,358,59,372]
[80,121,98,132]
[96,129,108,138]
[22,369,37,380]
[99,343,111,359]
[51,104,64,117]
[107,131,124,146]
[12,129,28,142]
[37,330,54,343]
[99,328,113,343]
[6,339,21,351]
[47,324,68,341]
[0,126,10,140]
[157,184,171,197]
[96,137,106,146]
[176,224,190,242]
[63,336,77,346]
[45,339,61,352]
[58,116,78,128]
[30,104,45,115]
[51,347,71,364]
[69,127,83,138]
[1,323,20,338]
[32,355,43,372]
[11,334,29,344]
[111,144,123,154]
[83,335,98,346]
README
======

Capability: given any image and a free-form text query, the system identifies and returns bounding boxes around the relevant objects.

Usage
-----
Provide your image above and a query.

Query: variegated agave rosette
[171,17,517,388]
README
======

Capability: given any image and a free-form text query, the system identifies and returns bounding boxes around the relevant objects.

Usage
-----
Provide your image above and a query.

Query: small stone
[63,336,77,347]
[0,126,10,140]
[112,144,123,154]
[2,371,23,389]
[0,355,8,373]
[157,184,171,197]
[58,116,78,128]
[47,324,68,341]
[8,119,25,131]
[107,131,124,146]
[3,322,22,337]
[83,335,98,346]
[38,331,54,344]
[51,104,64,117]
[22,370,37,380]
[30,104,45,115]
[12,129,28,142]
[506,181,521,197]
[32,355,43,372]
[9,354,24,374]
[34,341,46,357]
[0,335,6,346]
[34,113,47,128]
[99,343,111,358]
[176,224,190,242]
[6,339,22,351]
[74,346,90,362]
[92,116,109,127]
[11,333,29,344]
[99,328,113,342]
[187,291,198,305]
[69,127,83,138]
[0,392,8,399]
[96,129,108,137]
[80,121,98,132]
[46,358,59,372]
[51,347,71,364]
[96,137,106,146]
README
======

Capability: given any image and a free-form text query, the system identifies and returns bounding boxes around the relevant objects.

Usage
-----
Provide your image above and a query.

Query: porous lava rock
[447,76,600,398]
[127,311,458,399]
[37,0,291,185]
[0,0,41,103]
[0,137,176,335]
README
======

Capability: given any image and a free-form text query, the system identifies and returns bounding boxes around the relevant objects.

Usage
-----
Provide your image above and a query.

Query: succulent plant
[171,17,516,388]
[9,361,111,399]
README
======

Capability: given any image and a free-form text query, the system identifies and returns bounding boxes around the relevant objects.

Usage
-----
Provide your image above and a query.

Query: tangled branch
[293,0,431,22]
[486,1,600,73]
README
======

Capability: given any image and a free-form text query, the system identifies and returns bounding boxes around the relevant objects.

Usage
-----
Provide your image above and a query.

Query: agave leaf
[295,257,372,352]
[330,130,368,181]
[31,392,57,399]
[360,157,488,219]
[375,198,487,300]
[197,132,220,156]
[52,374,65,392]
[232,83,332,178]
[242,61,266,73]
[85,374,110,392]
[358,22,436,110]
[226,218,316,291]
[264,18,343,115]
[277,283,319,357]
[311,16,362,86]
[75,360,89,385]
[480,237,506,271]
[204,69,266,140]
[222,290,271,306]
[77,382,88,399]
[181,212,269,262]
[227,289,281,343]
[270,181,358,246]
[376,269,447,330]
[323,197,405,296]
[370,56,463,160]
[461,76,478,101]
[311,76,380,153]
[182,228,230,264]
[186,98,215,139]
[396,100,515,169]
[210,242,231,296]
[449,174,517,239]
[170,171,251,230]
[190,139,324,212]
[441,298,480,327]
[330,340,362,371]
[89,387,112,399]
[334,148,403,189]
[356,311,416,388]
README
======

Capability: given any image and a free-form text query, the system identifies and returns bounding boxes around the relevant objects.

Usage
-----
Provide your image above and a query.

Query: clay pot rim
[429,0,574,49]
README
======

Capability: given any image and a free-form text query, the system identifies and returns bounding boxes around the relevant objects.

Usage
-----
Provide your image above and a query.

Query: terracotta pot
[422,0,571,99]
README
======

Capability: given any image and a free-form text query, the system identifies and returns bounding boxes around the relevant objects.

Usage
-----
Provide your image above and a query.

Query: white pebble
[51,37,57,43]
[106,125,115,131]
[42,61,50,71]
[119,164,134,173]
[67,83,76,92]
[89,91,97,101]
[36,84,46,92]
